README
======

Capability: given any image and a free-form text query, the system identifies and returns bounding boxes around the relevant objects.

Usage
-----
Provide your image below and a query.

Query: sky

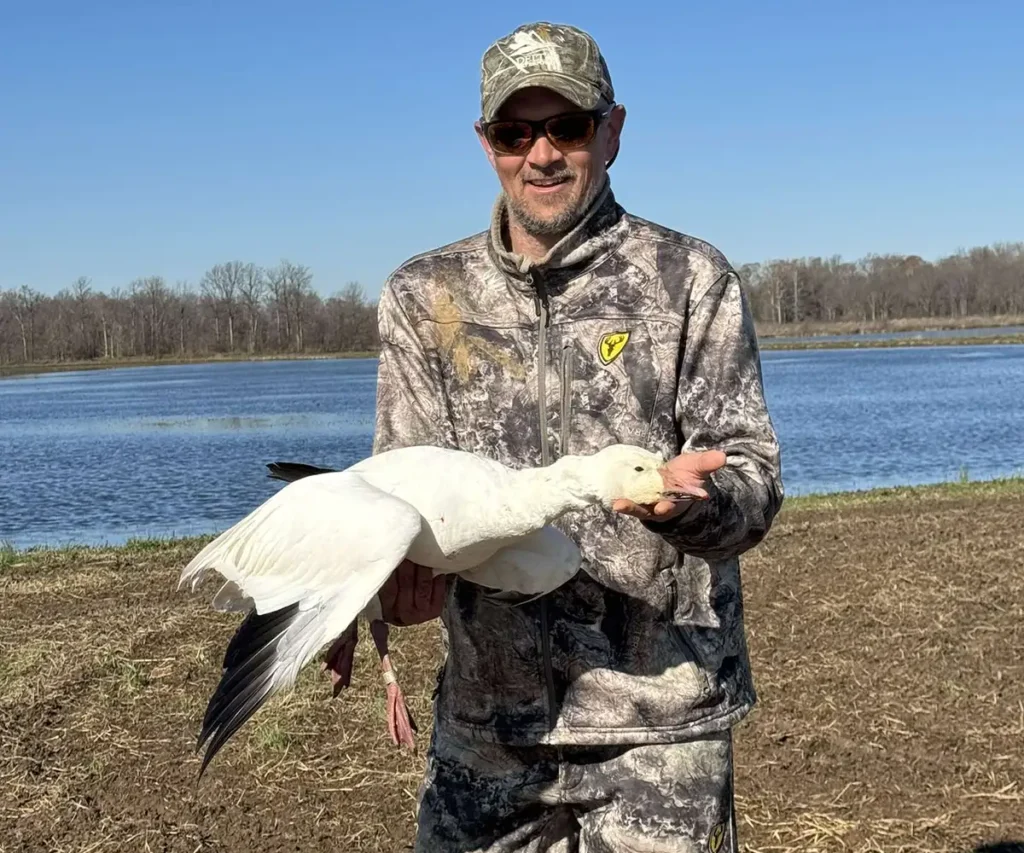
[1,0,1021,299]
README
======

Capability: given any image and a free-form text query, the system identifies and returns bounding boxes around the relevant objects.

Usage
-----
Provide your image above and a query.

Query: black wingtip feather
[265,461,337,483]
[196,601,300,779]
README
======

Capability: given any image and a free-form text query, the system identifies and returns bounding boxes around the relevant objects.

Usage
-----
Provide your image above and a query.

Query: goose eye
[634,466,645,472]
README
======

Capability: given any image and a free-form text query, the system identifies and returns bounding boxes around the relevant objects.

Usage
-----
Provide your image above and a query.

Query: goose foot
[369,619,418,748]
[386,677,418,748]
[322,622,358,697]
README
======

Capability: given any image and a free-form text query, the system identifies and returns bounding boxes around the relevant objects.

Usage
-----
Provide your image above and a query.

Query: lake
[2,346,1023,549]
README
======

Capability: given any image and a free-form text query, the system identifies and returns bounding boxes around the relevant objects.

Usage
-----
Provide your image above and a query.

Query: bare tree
[137,276,170,356]
[11,285,44,362]
[200,262,246,352]
[265,260,314,351]
[237,263,266,353]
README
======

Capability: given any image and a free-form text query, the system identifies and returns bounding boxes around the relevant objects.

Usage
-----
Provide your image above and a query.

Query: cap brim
[483,71,603,121]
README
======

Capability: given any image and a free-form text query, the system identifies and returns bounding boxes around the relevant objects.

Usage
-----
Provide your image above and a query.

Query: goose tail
[196,599,321,778]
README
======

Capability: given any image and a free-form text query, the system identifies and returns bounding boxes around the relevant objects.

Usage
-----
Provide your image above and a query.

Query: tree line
[740,241,1024,328]
[0,261,379,365]
[1,241,1022,365]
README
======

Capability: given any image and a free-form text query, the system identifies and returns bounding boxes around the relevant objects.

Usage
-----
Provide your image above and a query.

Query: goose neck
[513,455,603,520]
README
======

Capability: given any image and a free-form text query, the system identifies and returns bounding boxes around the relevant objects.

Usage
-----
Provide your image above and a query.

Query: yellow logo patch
[708,822,726,853]
[598,331,630,365]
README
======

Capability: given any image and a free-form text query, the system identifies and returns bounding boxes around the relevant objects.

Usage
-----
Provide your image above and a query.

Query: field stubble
[1,481,1022,852]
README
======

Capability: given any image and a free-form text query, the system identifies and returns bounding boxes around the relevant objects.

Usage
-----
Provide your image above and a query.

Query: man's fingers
[414,563,434,608]
[430,574,447,610]
[396,559,416,617]
[614,497,691,522]
[613,499,654,520]
[651,500,686,517]
[690,449,727,475]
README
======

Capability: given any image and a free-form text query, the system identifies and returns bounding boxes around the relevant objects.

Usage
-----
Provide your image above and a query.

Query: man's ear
[604,103,626,167]
[474,120,498,171]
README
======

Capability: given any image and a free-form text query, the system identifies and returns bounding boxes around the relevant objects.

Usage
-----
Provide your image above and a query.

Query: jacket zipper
[533,280,551,467]
[560,341,574,455]
[532,276,558,731]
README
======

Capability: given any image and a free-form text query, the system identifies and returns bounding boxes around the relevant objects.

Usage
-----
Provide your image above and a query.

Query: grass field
[2,479,1023,852]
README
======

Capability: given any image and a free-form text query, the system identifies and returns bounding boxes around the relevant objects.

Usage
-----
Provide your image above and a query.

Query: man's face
[476,87,625,240]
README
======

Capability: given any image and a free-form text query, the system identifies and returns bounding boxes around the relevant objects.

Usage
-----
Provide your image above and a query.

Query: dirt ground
[2,481,1023,852]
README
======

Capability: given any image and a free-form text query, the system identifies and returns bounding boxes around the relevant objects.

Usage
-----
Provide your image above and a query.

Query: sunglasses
[481,106,613,156]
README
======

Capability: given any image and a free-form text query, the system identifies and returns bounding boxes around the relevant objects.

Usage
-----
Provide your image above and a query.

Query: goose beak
[659,490,700,501]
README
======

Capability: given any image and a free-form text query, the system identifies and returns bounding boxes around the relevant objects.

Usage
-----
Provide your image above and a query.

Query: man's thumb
[691,449,727,474]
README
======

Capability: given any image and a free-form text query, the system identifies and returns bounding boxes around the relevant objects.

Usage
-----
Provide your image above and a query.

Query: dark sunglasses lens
[546,114,596,149]
[488,121,533,153]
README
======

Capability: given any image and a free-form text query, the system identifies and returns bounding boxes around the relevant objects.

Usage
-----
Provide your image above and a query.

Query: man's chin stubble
[510,203,581,237]
[509,186,590,237]
[510,176,605,238]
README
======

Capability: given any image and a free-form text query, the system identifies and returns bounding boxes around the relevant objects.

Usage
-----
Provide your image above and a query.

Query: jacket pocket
[664,572,713,702]
[556,320,666,452]
[665,553,719,629]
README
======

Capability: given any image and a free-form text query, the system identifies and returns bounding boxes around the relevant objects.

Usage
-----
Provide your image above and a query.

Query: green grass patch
[250,718,295,753]
[783,474,1024,512]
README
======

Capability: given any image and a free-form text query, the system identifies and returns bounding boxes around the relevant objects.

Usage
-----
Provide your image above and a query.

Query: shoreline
[0,350,377,379]
[4,475,1022,557]
[3,332,1024,379]
[759,333,1024,350]
[755,313,1024,338]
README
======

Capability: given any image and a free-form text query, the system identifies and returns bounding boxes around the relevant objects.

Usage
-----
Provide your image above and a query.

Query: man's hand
[377,559,446,626]
[612,449,727,522]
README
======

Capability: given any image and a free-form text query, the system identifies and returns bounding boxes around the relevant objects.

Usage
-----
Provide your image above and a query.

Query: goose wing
[178,470,422,775]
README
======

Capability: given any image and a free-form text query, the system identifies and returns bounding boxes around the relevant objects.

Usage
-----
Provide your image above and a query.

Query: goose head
[586,444,671,507]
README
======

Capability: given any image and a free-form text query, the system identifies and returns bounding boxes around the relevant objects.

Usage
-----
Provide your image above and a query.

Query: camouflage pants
[413,727,738,852]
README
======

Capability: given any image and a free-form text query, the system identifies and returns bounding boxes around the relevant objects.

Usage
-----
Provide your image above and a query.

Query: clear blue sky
[2,1,1021,299]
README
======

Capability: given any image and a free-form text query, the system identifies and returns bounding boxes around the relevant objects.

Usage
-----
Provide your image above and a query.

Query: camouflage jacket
[372,181,783,746]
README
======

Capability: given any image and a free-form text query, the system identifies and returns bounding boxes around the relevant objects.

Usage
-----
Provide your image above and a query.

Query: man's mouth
[525,175,572,189]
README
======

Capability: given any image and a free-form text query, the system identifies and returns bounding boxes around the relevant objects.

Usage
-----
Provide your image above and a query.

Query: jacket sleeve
[372,273,457,455]
[643,268,784,560]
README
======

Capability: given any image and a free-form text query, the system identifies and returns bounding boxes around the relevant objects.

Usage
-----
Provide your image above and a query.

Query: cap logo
[505,30,563,73]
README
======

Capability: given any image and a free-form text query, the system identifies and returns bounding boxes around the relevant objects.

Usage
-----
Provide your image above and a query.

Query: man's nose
[526,134,563,169]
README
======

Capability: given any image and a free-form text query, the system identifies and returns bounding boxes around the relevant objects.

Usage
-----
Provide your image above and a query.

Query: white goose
[179,442,684,776]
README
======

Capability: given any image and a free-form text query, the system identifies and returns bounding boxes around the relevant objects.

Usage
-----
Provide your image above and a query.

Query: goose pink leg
[369,619,418,748]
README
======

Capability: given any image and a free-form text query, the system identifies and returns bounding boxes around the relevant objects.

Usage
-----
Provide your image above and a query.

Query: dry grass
[2,483,1023,851]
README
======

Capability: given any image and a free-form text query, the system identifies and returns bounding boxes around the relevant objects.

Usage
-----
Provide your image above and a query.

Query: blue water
[1,347,1022,549]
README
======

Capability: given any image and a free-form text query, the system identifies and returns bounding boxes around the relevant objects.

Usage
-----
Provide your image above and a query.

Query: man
[371,21,783,853]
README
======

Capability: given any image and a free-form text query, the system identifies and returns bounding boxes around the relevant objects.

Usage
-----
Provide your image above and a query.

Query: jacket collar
[486,179,628,294]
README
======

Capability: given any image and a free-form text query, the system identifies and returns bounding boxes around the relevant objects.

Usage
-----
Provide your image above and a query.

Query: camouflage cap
[480,22,615,122]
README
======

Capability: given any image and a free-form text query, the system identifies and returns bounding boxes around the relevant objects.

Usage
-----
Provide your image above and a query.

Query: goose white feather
[180,442,671,773]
